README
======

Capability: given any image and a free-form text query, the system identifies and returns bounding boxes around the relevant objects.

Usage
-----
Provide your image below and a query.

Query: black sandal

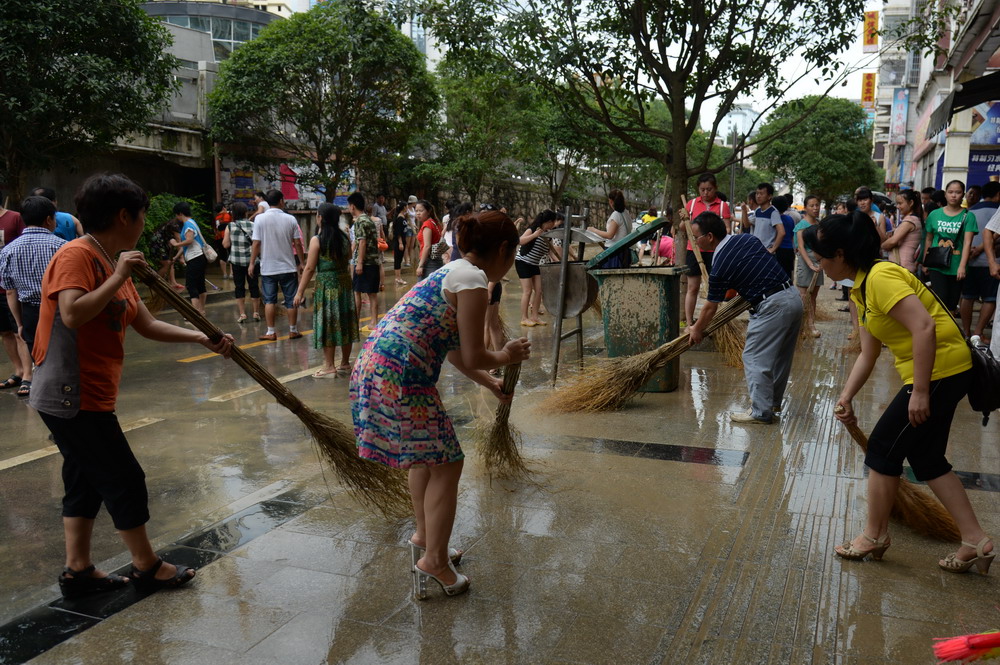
[59,565,130,599]
[16,380,30,397]
[129,558,195,593]
[0,374,21,389]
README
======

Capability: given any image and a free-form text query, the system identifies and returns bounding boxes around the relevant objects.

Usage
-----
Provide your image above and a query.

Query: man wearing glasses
[689,211,802,425]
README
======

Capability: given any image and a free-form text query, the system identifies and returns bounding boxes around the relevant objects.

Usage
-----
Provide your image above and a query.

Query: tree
[0,0,178,205]
[753,96,881,204]
[209,1,437,202]
[414,55,534,205]
[423,0,948,215]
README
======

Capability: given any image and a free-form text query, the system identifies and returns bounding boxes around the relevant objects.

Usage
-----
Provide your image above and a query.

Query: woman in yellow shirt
[804,210,993,575]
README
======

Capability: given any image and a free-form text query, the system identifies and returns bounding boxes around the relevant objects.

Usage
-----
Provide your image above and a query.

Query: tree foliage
[0,0,178,205]
[423,0,945,210]
[414,55,535,205]
[753,96,880,204]
[209,1,437,202]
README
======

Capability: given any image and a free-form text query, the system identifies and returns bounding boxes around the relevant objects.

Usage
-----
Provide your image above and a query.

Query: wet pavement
[0,266,998,664]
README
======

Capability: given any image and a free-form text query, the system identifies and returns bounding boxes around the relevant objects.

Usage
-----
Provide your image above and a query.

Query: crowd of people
[2,170,998,605]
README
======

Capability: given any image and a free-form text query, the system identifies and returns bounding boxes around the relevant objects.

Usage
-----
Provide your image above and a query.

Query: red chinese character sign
[861,73,876,109]
[863,12,879,53]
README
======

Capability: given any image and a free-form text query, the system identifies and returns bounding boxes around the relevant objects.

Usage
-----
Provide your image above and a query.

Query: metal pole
[550,205,574,386]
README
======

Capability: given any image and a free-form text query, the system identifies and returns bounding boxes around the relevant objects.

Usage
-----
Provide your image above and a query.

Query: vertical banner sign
[861,73,876,109]
[889,88,909,145]
[863,11,879,53]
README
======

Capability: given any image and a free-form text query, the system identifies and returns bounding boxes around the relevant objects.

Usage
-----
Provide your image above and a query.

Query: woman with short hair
[30,173,233,597]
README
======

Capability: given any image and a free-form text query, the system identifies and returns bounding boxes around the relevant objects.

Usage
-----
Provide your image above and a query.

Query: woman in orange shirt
[30,174,234,598]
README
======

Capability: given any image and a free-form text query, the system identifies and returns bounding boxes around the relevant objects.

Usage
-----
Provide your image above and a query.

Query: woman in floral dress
[294,203,358,377]
[350,210,531,599]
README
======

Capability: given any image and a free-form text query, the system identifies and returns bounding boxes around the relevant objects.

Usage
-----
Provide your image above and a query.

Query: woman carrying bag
[923,180,977,315]
[805,211,993,575]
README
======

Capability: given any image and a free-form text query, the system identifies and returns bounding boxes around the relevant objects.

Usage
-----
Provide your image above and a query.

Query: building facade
[874,0,1000,192]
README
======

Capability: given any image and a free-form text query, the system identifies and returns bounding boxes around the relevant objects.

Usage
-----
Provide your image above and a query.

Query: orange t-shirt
[33,239,140,412]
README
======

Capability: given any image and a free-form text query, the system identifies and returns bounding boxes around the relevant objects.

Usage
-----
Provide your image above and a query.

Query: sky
[701,5,880,133]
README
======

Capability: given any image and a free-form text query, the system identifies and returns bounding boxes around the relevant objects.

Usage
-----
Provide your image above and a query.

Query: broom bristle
[475,363,532,479]
[714,319,746,368]
[844,334,862,353]
[934,632,1000,662]
[543,296,751,413]
[842,419,960,541]
[132,262,411,517]
[305,407,412,517]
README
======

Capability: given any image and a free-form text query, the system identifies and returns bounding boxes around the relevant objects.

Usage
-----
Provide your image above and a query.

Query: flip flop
[0,374,21,389]
[520,320,536,327]
[312,368,338,378]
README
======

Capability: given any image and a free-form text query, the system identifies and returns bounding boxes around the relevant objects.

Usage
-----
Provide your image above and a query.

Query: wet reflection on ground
[0,276,997,664]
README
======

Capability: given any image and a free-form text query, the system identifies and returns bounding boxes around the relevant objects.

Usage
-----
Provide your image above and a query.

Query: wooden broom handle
[680,195,709,282]
[132,262,224,344]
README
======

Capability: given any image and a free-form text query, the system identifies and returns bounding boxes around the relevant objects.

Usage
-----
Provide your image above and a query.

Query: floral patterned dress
[313,240,359,349]
[351,262,482,468]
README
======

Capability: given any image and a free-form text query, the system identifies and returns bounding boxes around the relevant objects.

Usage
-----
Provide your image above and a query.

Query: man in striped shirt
[0,196,66,397]
[689,211,803,424]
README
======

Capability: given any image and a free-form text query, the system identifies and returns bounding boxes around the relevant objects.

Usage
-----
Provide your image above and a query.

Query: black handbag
[923,245,952,270]
[862,261,1000,425]
[923,210,968,270]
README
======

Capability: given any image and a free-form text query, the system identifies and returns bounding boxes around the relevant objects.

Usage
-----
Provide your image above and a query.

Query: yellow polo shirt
[851,261,971,385]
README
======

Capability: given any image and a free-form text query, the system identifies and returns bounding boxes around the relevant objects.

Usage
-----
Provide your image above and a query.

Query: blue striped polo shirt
[706,233,790,304]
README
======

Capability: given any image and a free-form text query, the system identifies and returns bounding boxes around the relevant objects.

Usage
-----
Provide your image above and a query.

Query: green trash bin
[588,266,685,392]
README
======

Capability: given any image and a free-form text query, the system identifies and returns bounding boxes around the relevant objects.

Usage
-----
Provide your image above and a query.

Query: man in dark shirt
[689,212,803,424]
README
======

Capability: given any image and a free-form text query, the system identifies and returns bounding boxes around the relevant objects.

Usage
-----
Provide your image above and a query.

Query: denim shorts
[261,272,299,307]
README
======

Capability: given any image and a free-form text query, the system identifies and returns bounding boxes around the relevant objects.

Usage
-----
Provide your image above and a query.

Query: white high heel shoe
[408,540,462,567]
[939,537,995,575]
[412,560,470,600]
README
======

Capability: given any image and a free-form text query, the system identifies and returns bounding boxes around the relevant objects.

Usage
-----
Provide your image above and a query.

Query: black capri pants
[39,411,150,531]
[927,270,962,312]
[231,262,260,299]
[864,369,970,482]
[185,254,208,298]
[393,242,405,271]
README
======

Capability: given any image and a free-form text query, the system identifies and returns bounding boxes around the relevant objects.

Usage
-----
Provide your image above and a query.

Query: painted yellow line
[0,417,164,471]
[178,329,318,363]
[208,367,323,403]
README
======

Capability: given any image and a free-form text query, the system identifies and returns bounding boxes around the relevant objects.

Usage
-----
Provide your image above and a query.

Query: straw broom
[543,295,751,413]
[934,631,1000,662]
[131,262,410,517]
[797,270,820,346]
[474,362,530,479]
[834,406,960,541]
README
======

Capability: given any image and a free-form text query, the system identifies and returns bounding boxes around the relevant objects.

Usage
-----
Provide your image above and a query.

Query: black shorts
[775,247,795,279]
[490,282,503,305]
[39,410,151,531]
[352,264,380,293]
[515,260,540,279]
[185,254,207,298]
[0,295,16,333]
[961,266,1000,302]
[685,249,713,277]
[865,370,969,481]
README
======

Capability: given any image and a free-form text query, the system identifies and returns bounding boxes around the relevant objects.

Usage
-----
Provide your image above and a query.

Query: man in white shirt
[249,190,305,341]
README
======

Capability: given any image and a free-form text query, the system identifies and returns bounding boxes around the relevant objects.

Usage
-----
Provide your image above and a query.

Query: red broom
[934,631,1000,662]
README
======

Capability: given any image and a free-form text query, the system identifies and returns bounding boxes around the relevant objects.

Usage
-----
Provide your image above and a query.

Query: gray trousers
[743,287,803,420]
